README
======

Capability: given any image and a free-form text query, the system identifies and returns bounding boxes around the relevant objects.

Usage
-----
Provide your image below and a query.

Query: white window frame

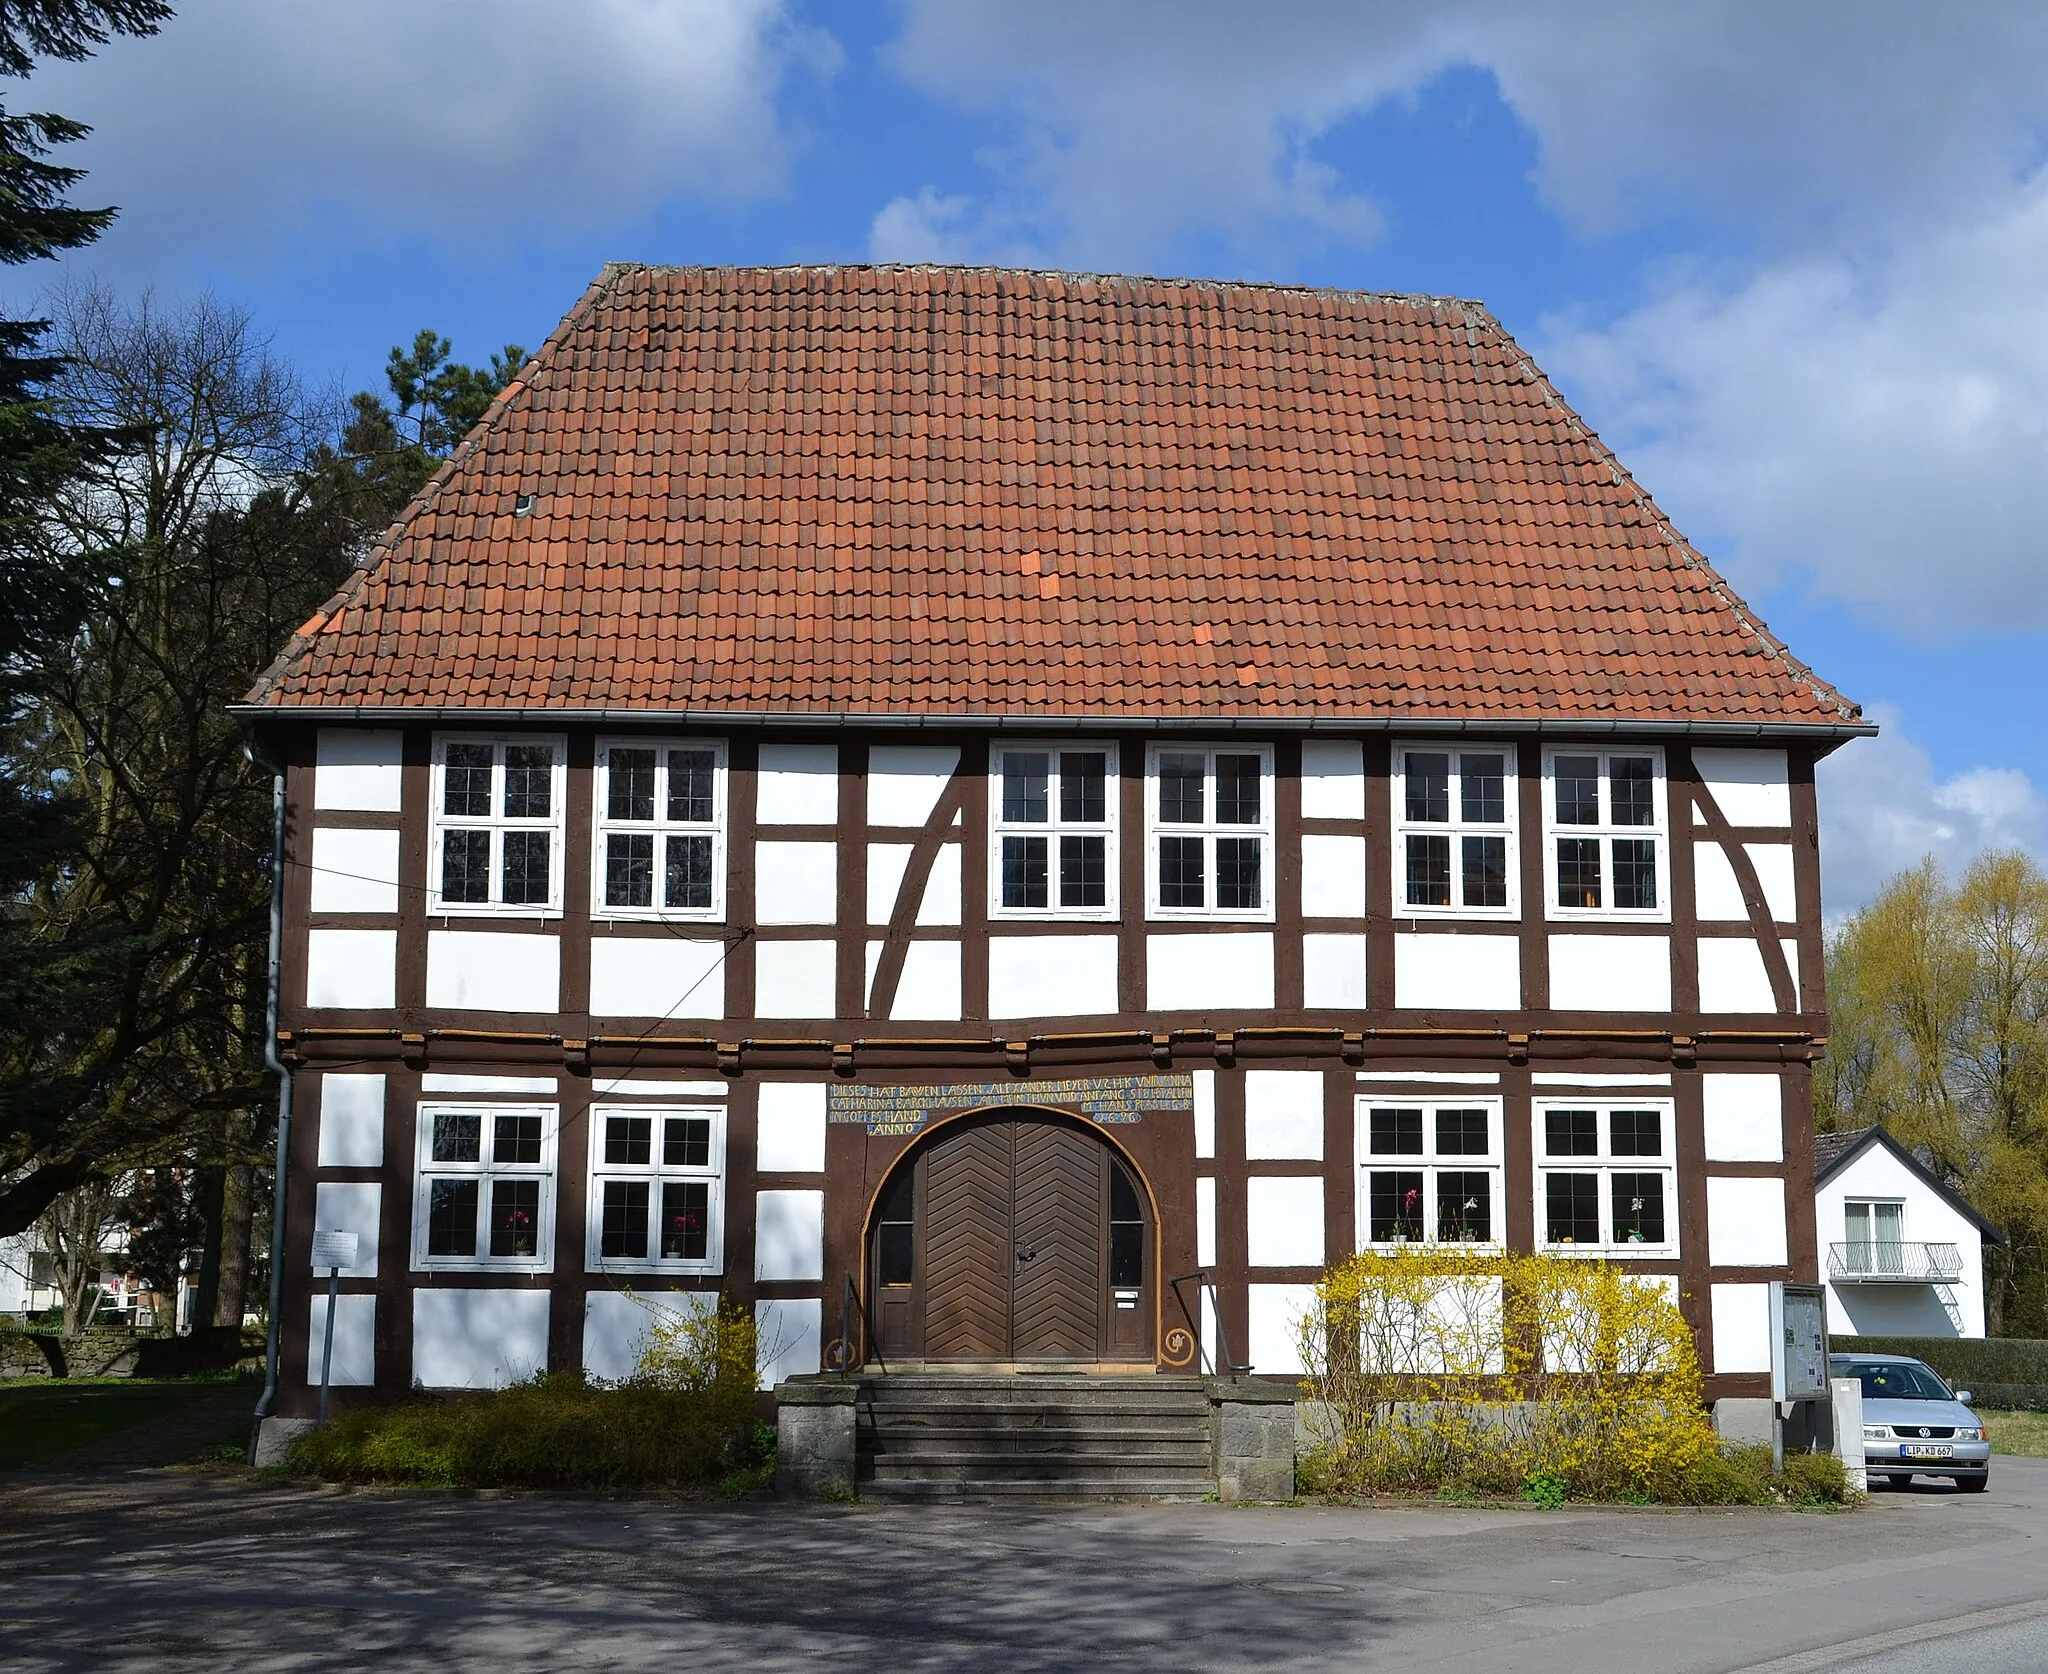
[589,737,729,923]
[1391,742,1520,920]
[988,741,1120,922]
[585,1103,728,1276]
[1355,1097,1505,1249]
[428,734,568,918]
[1144,742,1277,923]
[1541,745,1671,924]
[1532,1099,1679,1257]
[411,1102,559,1274]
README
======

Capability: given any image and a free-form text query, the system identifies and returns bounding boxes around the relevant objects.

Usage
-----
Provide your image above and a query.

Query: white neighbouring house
[1815,1126,2001,1340]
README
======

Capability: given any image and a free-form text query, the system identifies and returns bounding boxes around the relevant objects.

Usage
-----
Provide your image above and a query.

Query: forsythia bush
[1297,1249,1720,1501]
[293,1295,770,1492]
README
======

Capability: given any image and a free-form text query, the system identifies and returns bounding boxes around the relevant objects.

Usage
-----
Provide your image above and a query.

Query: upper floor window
[990,744,1118,920]
[1534,1101,1676,1255]
[1542,747,1669,921]
[592,739,728,921]
[1357,1100,1503,1247]
[586,1104,727,1275]
[1393,745,1518,918]
[1841,1199,1905,1275]
[411,1102,558,1273]
[1145,744,1275,921]
[429,736,567,916]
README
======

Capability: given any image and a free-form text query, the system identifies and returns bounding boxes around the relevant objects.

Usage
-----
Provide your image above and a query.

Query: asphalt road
[3,1460,2046,1672]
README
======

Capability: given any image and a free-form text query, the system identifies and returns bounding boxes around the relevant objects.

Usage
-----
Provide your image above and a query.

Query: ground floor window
[586,1104,727,1275]
[411,1103,559,1273]
[1356,1099,1503,1247]
[1533,1100,1676,1255]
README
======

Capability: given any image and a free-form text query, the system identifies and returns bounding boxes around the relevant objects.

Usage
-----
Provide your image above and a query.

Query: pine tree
[0,1,172,1238]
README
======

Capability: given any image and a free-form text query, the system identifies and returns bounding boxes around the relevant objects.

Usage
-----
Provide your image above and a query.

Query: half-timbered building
[239,263,1868,1424]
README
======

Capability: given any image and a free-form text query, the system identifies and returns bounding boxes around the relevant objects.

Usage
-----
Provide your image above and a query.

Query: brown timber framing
[265,717,1840,1415]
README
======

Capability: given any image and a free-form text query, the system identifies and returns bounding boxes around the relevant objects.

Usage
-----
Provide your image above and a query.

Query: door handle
[1014,1243,1037,1263]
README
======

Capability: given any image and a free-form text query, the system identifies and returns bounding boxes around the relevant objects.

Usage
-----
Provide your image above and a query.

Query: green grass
[1981,1409,2048,1458]
[0,1377,256,1469]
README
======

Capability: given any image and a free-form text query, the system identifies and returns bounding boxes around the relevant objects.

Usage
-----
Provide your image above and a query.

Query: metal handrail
[1168,1268,1249,1379]
[826,1270,887,1376]
[1826,1241,1964,1283]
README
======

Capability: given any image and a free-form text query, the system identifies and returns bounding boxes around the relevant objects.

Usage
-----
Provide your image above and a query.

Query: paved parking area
[3,1460,2046,1672]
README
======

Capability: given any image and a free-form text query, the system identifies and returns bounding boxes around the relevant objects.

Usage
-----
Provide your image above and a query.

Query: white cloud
[24,0,837,269]
[1539,172,2048,634]
[879,1,2048,266]
[1818,707,2047,916]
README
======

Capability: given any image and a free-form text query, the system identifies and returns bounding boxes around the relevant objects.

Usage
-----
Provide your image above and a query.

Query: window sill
[591,912,728,928]
[410,1259,556,1276]
[1535,1245,1680,1260]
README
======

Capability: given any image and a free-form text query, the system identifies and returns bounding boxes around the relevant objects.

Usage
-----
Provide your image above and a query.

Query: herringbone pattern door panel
[922,1123,1012,1357]
[1011,1122,1104,1358]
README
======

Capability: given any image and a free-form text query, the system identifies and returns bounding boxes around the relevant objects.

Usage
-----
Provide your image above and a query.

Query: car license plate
[1901,1445,1954,1459]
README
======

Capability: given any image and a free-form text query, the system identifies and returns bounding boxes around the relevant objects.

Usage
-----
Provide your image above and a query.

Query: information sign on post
[310,1230,359,1426]
[1768,1281,1830,1473]
[1770,1282,1829,1404]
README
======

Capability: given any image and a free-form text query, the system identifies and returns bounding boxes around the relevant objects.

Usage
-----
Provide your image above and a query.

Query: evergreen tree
[0,2,170,1240]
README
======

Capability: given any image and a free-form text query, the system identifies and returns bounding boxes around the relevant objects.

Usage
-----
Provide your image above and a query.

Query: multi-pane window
[1357,1101,1502,1246]
[1146,744,1275,920]
[1534,1102,1676,1253]
[1393,745,1518,916]
[990,744,1118,919]
[1842,1200,1905,1275]
[412,1103,558,1272]
[586,1104,726,1274]
[1543,747,1668,919]
[429,736,566,914]
[592,739,727,920]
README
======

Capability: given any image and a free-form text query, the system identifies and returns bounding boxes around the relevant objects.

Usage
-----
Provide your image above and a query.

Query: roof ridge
[599,259,1488,313]
[1467,307,1862,726]
[243,264,638,705]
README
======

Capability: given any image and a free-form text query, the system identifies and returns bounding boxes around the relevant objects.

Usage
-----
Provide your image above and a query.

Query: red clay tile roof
[245,264,1860,729]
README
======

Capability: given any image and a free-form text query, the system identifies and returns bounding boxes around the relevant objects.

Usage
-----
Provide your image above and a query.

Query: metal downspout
[251,758,292,1434]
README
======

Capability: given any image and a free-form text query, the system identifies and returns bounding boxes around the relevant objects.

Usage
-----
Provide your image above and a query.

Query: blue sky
[15,0,2048,912]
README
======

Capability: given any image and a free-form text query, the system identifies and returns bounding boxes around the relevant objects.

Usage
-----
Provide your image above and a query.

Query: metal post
[317,1265,340,1426]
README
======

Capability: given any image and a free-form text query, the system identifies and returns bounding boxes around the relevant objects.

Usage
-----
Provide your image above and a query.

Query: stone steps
[855,1373,1214,1501]
[775,1372,1299,1503]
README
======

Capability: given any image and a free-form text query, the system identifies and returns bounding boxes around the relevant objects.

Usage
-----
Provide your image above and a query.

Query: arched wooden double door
[869,1111,1153,1364]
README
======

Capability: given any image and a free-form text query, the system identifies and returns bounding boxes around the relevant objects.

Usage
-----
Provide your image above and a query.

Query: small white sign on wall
[311,1230,360,1271]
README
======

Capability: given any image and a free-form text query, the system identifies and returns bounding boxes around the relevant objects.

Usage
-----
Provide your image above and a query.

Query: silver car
[1831,1352,1992,1492]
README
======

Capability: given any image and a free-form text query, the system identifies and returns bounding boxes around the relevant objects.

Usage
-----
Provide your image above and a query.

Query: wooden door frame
[858,1103,1166,1369]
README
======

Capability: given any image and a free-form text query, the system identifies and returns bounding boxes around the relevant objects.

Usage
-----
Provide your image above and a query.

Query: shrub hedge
[1832,1336,2048,1410]
[292,1294,771,1492]
[291,1374,773,1492]
[1298,1250,1855,1506]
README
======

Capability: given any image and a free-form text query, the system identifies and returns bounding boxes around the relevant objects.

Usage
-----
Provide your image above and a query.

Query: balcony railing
[1826,1241,1964,1284]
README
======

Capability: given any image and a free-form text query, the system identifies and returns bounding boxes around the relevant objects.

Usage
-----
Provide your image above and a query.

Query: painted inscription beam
[827,1075,1194,1135]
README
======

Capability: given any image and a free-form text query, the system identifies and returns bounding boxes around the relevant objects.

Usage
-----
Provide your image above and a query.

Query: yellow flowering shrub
[1297,1248,1716,1500]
